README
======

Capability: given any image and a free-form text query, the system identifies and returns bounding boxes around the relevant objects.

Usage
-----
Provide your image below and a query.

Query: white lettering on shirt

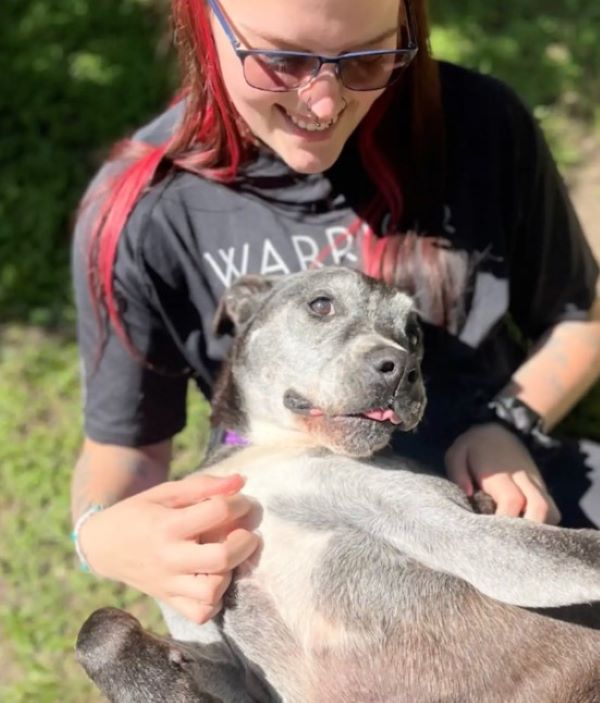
[203,244,250,287]
[260,239,291,276]
[291,235,320,270]
[325,227,357,265]
[203,225,362,291]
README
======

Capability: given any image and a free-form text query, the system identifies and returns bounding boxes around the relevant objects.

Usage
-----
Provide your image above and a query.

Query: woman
[71,0,600,629]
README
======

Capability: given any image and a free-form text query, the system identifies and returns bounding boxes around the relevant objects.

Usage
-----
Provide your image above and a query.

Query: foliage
[428,0,600,163]
[0,0,174,326]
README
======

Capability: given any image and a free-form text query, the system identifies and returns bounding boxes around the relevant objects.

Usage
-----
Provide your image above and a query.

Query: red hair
[82,0,456,347]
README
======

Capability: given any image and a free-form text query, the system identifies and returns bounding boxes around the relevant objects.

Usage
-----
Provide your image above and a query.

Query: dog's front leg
[356,467,600,608]
[76,607,252,702]
[284,462,600,609]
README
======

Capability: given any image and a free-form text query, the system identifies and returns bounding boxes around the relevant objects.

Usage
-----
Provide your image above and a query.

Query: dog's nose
[366,346,407,387]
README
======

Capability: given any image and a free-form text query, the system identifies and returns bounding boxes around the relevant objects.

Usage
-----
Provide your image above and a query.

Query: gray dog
[77,267,600,703]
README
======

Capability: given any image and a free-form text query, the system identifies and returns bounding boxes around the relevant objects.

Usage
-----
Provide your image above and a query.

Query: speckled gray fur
[77,268,600,703]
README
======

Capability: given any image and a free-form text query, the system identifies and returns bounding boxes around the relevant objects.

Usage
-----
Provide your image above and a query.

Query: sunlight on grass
[0,325,210,702]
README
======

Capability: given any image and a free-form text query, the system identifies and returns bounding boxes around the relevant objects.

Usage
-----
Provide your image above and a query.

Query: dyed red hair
[82,0,460,347]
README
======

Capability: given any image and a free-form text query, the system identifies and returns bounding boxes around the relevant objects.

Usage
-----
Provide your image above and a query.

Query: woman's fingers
[200,507,262,543]
[168,528,260,574]
[445,425,560,523]
[147,473,246,508]
[166,571,233,605]
[166,596,223,625]
[513,470,561,524]
[168,493,257,539]
[444,441,474,496]
[478,472,526,517]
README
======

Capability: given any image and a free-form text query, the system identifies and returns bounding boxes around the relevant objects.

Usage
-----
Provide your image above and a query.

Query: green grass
[0,325,210,701]
[2,0,600,699]
[1,324,598,701]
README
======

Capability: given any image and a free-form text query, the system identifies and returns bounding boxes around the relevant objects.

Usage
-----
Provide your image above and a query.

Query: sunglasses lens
[243,54,320,91]
[340,52,414,90]
[241,50,416,92]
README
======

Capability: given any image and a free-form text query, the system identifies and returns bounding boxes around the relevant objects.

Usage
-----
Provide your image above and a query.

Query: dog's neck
[245,419,329,452]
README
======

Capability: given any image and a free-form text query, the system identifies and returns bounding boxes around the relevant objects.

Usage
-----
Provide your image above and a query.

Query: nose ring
[302,96,321,127]
[300,96,347,129]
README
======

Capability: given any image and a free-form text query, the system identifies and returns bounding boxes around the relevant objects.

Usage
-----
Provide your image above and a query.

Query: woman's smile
[276,104,345,141]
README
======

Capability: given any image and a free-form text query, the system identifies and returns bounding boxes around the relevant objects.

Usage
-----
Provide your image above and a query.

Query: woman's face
[210,0,401,174]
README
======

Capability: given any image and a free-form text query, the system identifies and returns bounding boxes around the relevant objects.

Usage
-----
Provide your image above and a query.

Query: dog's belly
[214,451,471,701]
[226,531,600,703]
[223,510,472,703]
[212,451,600,702]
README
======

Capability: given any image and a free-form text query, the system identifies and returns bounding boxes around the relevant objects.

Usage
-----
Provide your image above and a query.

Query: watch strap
[472,396,555,448]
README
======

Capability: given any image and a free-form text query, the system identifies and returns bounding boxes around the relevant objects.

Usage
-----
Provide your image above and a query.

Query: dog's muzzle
[282,342,426,432]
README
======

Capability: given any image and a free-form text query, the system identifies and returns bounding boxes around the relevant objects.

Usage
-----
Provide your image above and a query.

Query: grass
[0,324,210,701]
[2,0,599,699]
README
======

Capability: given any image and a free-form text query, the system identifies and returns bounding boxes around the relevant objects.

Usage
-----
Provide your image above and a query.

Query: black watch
[487,396,545,436]
[472,396,551,445]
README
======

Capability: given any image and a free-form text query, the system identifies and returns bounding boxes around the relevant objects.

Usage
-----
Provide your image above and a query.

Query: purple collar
[222,429,250,447]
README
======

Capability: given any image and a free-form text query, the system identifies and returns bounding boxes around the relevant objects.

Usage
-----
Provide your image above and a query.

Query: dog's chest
[217,450,419,625]
[220,457,429,687]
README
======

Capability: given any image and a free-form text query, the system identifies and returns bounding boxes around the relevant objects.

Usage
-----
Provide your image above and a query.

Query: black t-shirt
[72,62,598,448]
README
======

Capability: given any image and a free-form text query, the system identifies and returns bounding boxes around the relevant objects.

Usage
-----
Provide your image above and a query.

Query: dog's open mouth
[283,390,403,426]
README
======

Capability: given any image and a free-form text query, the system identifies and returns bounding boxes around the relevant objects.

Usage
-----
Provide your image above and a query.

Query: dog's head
[213,267,426,458]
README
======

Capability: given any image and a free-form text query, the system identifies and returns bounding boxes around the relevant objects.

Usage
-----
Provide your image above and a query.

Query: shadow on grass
[0,0,175,329]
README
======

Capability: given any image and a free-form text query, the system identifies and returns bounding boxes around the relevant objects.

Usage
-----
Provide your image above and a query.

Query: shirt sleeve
[505,93,598,340]
[72,183,191,447]
[72,103,194,446]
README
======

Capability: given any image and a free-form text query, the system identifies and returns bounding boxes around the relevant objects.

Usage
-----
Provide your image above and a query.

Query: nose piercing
[299,96,347,129]
[302,97,321,127]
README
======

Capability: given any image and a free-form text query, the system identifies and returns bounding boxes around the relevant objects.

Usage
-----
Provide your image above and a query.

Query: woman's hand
[78,473,260,624]
[445,423,561,524]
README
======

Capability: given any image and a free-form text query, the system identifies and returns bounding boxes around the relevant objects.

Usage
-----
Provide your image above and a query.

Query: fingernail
[225,474,247,493]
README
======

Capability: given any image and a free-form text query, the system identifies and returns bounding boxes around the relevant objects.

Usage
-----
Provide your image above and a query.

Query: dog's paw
[468,490,496,515]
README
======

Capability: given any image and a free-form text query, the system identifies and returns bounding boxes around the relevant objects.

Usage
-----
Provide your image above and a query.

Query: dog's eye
[308,297,335,317]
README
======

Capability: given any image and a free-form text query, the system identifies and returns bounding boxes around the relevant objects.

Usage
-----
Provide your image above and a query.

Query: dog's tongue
[363,408,402,424]
[307,407,401,424]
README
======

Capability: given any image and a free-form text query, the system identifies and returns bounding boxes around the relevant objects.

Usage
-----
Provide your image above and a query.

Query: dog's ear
[213,275,276,337]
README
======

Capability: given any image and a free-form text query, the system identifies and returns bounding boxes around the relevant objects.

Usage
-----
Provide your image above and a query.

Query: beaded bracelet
[71,504,104,573]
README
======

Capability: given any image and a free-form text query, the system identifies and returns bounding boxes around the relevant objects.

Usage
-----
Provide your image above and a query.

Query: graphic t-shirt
[73,62,598,449]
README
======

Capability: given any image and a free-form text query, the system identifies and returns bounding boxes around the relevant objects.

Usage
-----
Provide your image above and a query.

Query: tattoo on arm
[71,447,168,523]
[71,453,118,522]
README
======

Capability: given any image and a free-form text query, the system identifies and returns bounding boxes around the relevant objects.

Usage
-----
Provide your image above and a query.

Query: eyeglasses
[206,0,419,92]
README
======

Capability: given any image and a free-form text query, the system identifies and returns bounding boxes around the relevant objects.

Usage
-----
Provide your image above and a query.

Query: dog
[77,267,600,702]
